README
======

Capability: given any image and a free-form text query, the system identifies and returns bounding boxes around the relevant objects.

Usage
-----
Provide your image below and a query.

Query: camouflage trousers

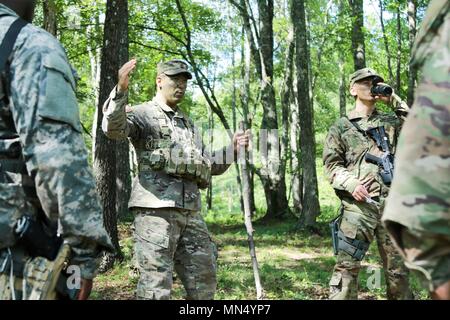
[132,207,218,300]
[329,197,413,300]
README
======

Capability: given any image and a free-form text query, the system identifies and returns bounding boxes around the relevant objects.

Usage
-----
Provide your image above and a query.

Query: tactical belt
[337,231,370,261]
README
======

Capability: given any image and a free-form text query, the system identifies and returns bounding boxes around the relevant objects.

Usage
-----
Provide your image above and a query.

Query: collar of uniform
[152,98,176,114]
[347,108,379,120]
[0,4,19,17]
[152,98,190,121]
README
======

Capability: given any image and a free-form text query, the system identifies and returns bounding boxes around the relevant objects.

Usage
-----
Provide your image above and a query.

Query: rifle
[365,126,394,186]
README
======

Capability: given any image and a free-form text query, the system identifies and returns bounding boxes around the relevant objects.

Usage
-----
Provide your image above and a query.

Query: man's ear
[349,84,357,97]
[156,76,162,89]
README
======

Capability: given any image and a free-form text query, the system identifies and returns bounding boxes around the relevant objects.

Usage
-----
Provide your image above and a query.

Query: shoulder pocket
[38,53,81,132]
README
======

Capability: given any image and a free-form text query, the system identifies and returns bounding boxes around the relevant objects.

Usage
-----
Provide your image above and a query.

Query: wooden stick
[239,120,264,300]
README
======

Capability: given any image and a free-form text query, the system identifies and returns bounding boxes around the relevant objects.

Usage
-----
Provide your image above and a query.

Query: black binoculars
[371,83,393,96]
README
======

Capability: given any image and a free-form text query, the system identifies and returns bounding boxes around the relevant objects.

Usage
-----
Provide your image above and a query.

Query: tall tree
[407,0,417,106]
[281,26,300,214]
[43,0,57,36]
[339,57,347,117]
[240,24,256,215]
[338,0,348,117]
[231,0,289,220]
[94,0,129,271]
[206,108,214,210]
[349,0,366,70]
[292,0,320,228]
[395,3,403,92]
[379,0,394,83]
[115,1,131,223]
[229,11,245,214]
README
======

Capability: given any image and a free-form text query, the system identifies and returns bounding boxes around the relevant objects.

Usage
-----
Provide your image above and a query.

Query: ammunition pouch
[139,140,212,188]
[21,243,75,300]
[336,231,369,261]
[0,244,79,300]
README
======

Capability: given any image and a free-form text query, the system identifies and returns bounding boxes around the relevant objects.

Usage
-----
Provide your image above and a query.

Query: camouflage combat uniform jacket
[102,87,233,211]
[0,4,113,280]
[323,98,409,200]
[383,0,450,233]
[382,0,450,291]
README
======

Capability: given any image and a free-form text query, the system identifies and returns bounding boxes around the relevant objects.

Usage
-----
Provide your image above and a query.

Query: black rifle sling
[344,116,367,137]
[0,17,28,130]
[0,18,28,71]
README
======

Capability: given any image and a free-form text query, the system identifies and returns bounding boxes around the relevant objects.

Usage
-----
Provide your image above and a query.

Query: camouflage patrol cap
[349,67,384,87]
[157,59,193,79]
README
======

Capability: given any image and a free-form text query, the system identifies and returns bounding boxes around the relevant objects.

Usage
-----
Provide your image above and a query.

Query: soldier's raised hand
[118,59,137,93]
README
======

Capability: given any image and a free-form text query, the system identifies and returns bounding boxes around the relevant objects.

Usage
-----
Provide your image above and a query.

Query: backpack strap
[0,17,28,130]
[0,17,28,73]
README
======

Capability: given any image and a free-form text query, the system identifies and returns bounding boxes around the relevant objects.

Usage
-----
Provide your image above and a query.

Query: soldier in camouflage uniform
[102,58,250,300]
[0,0,114,300]
[323,67,413,300]
[382,0,450,300]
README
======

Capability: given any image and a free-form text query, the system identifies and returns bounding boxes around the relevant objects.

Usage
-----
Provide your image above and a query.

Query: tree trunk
[339,57,347,117]
[407,0,417,106]
[87,16,102,157]
[257,0,288,220]
[43,0,57,37]
[207,109,214,210]
[396,4,402,92]
[379,0,394,82]
[289,54,302,215]
[230,19,244,213]
[94,0,128,271]
[349,0,366,70]
[290,87,302,214]
[116,0,131,223]
[338,0,347,117]
[281,27,296,214]
[292,0,320,228]
[230,0,288,220]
